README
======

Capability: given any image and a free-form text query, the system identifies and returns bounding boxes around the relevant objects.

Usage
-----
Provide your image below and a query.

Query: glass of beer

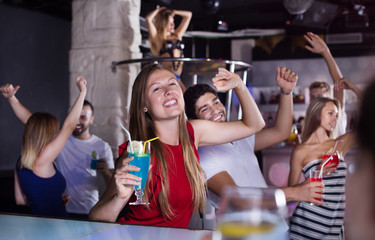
[216,187,289,240]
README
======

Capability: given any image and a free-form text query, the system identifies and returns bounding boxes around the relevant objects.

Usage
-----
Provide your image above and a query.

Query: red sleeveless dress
[117,122,199,228]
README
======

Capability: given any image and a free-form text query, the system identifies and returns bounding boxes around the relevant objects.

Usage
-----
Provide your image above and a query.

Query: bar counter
[0,213,212,240]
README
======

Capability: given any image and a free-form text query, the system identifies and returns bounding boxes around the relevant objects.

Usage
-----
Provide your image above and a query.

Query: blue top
[17,164,68,218]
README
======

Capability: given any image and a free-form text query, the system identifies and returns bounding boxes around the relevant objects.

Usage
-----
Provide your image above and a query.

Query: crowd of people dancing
[1,5,375,240]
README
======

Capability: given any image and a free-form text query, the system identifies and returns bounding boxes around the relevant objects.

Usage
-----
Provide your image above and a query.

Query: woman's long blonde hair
[20,112,59,170]
[150,8,174,56]
[129,63,206,219]
[301,97,340,143]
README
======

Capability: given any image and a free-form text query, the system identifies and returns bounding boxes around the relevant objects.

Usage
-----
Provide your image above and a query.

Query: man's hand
[276,66,298,94]
[76,76,87,93]
[62,193,71,206]
[95,159,108,171]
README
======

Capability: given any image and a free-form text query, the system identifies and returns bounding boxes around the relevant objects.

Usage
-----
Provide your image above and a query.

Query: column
[70,0,142,157]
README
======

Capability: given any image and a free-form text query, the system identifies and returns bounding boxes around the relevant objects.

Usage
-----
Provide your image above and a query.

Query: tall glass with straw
[127,140,152,205]
[120,123,158,205]
[321,140,343,175]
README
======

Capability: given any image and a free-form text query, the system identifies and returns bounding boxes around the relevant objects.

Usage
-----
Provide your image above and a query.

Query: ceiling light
[283,0,314,15]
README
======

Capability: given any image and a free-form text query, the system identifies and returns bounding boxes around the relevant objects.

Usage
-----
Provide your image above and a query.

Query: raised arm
[304,32,344,106]
[254,67,297,151]
[336,77,363,99]
[337,131,357,157]
[34,77,87,173]
[173,10,192,39]
[146,7,164,42]
[0,84,32,124]
[191,68,265,147]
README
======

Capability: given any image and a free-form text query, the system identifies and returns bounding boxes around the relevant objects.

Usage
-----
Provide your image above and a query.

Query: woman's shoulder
[291,144,310,161]
[293,143,309,153]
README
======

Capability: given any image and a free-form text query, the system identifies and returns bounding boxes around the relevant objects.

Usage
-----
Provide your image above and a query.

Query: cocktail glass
[90,151,103,170]
[322,151,340,174]
[309,169,322,203]
[216,187,288,240]
[127,141,151,205]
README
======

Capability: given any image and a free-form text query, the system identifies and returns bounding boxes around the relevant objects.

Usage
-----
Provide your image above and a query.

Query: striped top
[289,158,347,240]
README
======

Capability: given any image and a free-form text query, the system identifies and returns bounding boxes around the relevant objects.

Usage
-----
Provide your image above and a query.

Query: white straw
[329,140,343,155]
[319,156,332,178]
[120,123,134,153]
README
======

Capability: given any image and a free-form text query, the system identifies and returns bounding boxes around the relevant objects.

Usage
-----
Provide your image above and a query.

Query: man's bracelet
[280,88,292,95]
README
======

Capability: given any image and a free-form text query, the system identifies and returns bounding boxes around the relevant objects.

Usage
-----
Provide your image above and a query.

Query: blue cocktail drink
[127,140,151,205]
[128,152,150,189]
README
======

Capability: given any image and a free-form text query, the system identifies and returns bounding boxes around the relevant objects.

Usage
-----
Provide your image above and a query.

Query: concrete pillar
[70,0,142,157]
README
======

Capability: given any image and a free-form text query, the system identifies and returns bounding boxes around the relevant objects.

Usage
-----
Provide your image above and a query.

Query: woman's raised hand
[211,68,243,92]
[304,32,329,55]
[335,77,353,91]
[0,83,20,99]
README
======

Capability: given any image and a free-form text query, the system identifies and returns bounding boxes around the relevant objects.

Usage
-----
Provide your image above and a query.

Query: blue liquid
[128,153,150,189]
[90,159,102,170]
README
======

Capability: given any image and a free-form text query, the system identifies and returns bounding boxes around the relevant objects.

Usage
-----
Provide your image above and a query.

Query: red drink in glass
[322,154,339,169]
[309,170,322,202]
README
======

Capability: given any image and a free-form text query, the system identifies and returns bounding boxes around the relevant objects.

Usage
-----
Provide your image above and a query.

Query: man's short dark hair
[184,84,218,119]
[83,100,94,115]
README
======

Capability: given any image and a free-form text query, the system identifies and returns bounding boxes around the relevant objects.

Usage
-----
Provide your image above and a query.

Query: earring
[143,107,148,112]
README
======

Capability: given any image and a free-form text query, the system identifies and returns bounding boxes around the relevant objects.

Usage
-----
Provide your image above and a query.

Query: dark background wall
[0,4,71,171]
[0,4,71,212]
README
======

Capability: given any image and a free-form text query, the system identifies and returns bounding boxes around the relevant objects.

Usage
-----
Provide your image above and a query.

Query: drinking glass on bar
[216,187,289,240]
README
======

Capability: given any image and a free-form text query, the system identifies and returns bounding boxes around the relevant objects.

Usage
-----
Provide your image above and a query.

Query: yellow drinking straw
[143,137,159,153]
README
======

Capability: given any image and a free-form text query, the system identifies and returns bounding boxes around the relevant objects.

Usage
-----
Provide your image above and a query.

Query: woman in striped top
[288,96,357,240]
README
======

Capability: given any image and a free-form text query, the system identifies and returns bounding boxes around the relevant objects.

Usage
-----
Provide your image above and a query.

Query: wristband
[280,88,292,95]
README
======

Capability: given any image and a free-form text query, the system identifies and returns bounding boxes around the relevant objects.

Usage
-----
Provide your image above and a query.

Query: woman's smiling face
[320,101,338,132]
[144,69,184,121]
